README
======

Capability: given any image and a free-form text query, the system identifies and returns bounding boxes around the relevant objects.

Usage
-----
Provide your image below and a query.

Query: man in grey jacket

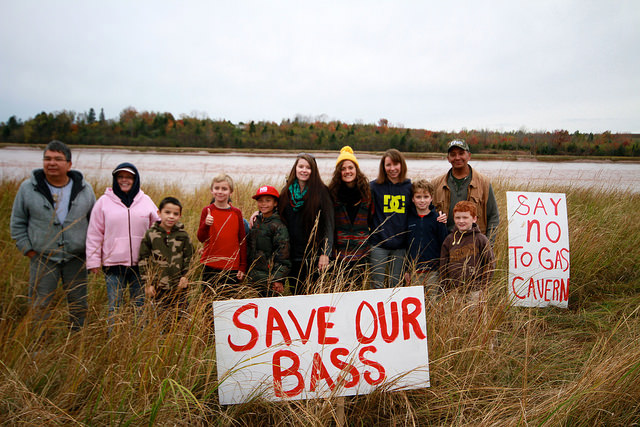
[10,141,95,330]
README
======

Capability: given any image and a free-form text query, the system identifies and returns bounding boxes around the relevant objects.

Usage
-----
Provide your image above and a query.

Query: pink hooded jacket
[86,188,159,269]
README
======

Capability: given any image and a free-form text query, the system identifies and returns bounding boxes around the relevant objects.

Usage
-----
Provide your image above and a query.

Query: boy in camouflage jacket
[247,186,291,297]
[139,197,194,312]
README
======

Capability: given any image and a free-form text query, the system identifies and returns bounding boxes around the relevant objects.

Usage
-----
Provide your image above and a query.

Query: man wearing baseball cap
[432,139,499,243]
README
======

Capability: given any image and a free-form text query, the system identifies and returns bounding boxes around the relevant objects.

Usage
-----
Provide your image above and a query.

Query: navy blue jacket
[369,179,412,249]
[406,204,449,271]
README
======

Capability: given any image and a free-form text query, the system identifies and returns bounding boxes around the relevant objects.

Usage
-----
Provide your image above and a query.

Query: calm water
[1,147,638,193]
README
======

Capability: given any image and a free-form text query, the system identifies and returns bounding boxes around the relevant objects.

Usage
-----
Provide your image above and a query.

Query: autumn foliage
[2,108,639,156]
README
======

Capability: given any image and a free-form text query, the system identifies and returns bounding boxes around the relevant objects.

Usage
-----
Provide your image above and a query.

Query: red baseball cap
[252,185,280,200]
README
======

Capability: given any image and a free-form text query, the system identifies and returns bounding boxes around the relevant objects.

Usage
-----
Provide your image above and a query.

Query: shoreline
[2,143,640,164]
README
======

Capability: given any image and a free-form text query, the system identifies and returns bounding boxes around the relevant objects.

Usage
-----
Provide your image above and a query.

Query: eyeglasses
[43,156,68,162]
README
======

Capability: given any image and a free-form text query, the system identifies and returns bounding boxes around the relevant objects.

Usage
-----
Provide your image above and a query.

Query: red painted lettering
[539,247,553,270]
[559,278,569,301]
[266,307,292,347]
[552,278,561,300]
[330,347,360,388]
[509,246,524,268]
[317,306,339,345]
[359,346,386,385]
[560,248,570,272]
[545,221,561,243]
[515,194,530,215]
[526,220,541,243]
[401,297,426,340]
[288,308,316,345]
[550,197,561,215]
[310,352,336,392]
[356,301,377,344]
[377,301,399,343]
[527,277,537,299]
[511,276,526,299]
[533,197,548,215]
[228,303,259,352]
[273,350,304,397]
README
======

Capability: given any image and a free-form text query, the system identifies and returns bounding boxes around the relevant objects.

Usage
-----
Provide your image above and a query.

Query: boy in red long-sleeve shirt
[198,174,246,295]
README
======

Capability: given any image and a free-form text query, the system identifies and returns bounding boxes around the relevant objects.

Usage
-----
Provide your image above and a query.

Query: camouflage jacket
[139,222,194,290]
[246,212,291,284]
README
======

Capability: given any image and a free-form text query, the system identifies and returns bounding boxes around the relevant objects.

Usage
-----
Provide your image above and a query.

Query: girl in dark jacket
[369,149,412,288]
[279,153,334,294]
[328,146,372,289]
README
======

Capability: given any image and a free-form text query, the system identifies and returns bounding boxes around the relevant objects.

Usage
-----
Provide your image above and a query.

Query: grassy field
[0,177,639,425]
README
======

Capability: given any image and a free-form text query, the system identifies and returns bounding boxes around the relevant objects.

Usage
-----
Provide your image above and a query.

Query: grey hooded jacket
[11,169,96,263]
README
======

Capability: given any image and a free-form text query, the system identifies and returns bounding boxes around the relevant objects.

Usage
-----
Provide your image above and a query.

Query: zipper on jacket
[128,208,133,265]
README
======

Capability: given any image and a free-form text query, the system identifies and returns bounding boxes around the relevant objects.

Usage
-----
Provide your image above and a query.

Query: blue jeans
[29,255,88,330]
[104,265,143,318]
[369,246,406,289]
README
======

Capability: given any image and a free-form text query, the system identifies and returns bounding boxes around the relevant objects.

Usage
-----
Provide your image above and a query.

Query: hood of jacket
[112,162,141,207]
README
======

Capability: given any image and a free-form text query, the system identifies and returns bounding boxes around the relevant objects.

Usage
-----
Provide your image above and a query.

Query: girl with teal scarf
[279,154,334,295]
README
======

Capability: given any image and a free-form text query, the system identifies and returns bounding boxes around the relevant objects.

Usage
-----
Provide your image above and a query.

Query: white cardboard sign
[507,191,570,308]
[213,286,430,405]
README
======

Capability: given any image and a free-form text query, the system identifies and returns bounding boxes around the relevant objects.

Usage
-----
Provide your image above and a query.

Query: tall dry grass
[0,176,638,425]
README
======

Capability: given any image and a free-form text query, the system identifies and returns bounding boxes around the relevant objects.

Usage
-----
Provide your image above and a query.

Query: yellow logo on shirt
[383,195,405,213]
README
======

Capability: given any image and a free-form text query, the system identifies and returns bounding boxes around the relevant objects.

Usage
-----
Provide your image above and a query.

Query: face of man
[42,150,72,183]
[447,147,471,172]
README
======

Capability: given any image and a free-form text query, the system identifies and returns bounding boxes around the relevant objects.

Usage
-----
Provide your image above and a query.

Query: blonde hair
[211,174,234,191]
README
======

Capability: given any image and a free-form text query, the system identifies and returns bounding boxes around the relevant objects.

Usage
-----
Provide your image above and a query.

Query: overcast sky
[1,1,638,133]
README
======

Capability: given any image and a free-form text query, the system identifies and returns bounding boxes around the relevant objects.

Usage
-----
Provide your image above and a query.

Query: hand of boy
[236,270,245,280]
[205,208,214,226]
[318,255,329,270]
[178,276,188,289]
[437,211,447,223]
[404,272,412,286]
[249,210,259,226]
[271,281,284,294]
[145,285,156,298]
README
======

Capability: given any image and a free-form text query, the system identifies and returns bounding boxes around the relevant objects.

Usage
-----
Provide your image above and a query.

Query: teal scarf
[289,180,307,212]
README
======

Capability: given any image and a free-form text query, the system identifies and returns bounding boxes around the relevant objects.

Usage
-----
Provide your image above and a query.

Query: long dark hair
[328,159,371,203]
[279,153,332,239]
[375,148,407,184]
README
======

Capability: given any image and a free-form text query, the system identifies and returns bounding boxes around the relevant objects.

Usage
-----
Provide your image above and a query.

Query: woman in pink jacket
[86,163,159,321]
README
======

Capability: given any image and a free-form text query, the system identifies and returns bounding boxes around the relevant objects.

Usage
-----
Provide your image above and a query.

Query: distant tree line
[2,107,639,157]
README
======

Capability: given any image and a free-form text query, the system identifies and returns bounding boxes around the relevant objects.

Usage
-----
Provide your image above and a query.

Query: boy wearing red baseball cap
[246,186,291,296]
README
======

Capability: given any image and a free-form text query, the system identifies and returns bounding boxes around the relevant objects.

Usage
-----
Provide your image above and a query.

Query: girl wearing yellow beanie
[328,146,372,288]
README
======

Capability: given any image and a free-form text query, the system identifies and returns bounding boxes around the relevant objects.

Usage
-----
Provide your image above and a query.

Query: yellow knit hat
[336,146,359,167]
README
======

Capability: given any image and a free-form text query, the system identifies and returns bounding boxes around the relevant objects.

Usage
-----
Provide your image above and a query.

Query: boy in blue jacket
[404,179,448,297]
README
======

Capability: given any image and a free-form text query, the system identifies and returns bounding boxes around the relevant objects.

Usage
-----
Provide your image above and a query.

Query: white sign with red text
[213,286,430,405]
[507,191,570,308]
